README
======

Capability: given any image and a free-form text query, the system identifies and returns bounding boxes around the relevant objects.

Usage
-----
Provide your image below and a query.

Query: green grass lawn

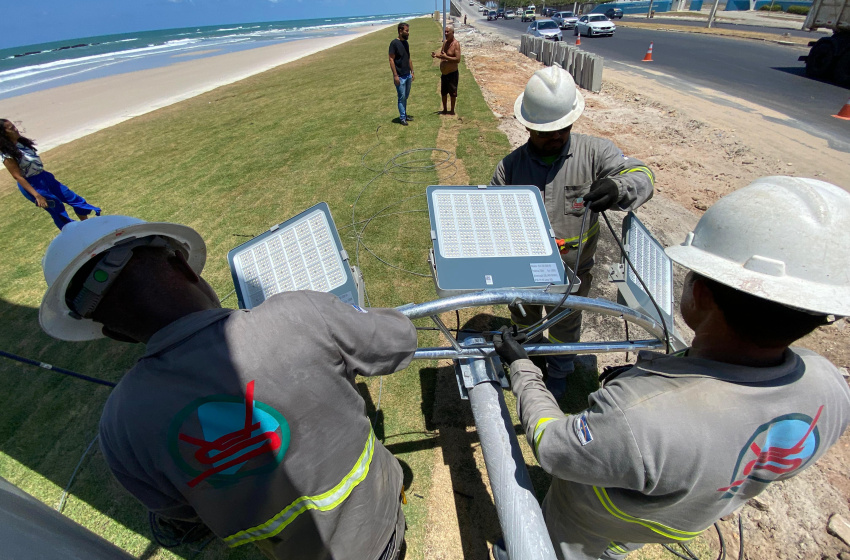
[0,18,512,560]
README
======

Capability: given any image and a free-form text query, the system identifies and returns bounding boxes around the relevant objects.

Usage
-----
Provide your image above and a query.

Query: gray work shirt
[491,134,654,271]
[509,348,850,553]
[99,291,417,560]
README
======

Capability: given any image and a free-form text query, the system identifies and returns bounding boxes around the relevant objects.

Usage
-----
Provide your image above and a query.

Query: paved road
[461,10,850,151]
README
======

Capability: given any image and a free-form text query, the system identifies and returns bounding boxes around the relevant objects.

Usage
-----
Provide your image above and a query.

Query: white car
[574,14,616,37]
[505,9,515,18]
[527,19,563,41]
[478,5,484,11]
[552,11,579,29]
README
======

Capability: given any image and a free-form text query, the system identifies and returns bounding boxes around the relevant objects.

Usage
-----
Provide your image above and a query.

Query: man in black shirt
[388,22,415,126]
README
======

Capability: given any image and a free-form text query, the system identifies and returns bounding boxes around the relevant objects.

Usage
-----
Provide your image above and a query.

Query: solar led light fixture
[228,202,362,309]
[609,211,685,349]
[426,185,576,296]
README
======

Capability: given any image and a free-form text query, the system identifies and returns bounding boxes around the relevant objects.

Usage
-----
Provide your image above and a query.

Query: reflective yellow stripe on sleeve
[592,486,702,541]
[560,221,600,249]
[224,430,376,548]
[533,418,557,458]
[608,542,629,554]
[618,166,655,185]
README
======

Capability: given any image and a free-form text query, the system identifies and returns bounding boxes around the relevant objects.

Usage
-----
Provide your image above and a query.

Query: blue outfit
[17,172,101,230]
[2,143,100,230]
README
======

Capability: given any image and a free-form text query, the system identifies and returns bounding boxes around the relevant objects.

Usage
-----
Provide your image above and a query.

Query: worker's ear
[168,249,200,284]
[690,275,717,311]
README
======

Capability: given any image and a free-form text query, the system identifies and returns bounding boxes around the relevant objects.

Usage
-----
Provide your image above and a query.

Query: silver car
[574,14,616,37]
[552,11,578,29]
[527,19,563,41]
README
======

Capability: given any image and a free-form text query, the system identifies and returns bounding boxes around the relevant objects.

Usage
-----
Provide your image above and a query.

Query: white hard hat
[666,176,850,316]
[514,66,585,132]
[39,215,206,341]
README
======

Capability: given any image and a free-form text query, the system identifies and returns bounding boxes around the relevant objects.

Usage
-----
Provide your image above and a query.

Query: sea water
[0,13,423,100]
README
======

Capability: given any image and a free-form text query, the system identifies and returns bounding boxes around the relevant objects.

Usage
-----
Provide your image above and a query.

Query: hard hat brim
[666,244,850,317]
[514,88,585,132]
[39,222,207,341]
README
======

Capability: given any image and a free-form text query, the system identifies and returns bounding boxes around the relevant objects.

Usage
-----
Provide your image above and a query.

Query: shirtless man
[431,26,461,115]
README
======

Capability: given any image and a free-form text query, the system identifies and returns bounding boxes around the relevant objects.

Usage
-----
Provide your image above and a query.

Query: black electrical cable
[681,543,699,558]
[516,205,591,337]
[600,211,671,354]
[660,521,729,560]
[352,125,455,279]
[0,349,116,388]
[737,515,744,560]
[662,544,697,560]
[717,521,727,560]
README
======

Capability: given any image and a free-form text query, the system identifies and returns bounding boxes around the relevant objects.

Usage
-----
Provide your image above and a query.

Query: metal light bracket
[453,336,509,400]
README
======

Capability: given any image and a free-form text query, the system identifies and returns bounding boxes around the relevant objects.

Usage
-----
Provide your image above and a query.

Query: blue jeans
[395,74,412,121]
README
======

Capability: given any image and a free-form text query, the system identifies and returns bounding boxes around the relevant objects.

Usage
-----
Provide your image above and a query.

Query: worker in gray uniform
[491,66,654,399]
[37,216,416,560]
[492,176,850,560]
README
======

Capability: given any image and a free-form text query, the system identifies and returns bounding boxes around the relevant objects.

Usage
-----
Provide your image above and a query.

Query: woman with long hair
[1,119,101,230]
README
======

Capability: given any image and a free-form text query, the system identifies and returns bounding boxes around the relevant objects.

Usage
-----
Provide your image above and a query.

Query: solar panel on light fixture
[611,211,675,328]
[227,202,360,309]
[427,185,573,296]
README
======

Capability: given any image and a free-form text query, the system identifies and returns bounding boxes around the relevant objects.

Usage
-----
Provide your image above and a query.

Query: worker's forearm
[510,360,564,453]
[388,59,398,77]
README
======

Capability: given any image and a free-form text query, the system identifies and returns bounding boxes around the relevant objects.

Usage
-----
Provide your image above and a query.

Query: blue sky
[2,0,435,49]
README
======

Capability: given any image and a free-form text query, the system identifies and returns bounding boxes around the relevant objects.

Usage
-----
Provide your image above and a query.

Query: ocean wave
[0,38,203,83]
[0,60,123,96]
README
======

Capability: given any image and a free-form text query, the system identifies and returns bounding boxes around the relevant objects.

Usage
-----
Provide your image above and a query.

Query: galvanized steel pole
[467,377,558,560]
[443,0,448,40]
[707,0,721,27]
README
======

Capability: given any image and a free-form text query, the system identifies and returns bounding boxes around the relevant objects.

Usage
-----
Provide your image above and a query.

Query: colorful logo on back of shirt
[717,406,823,499]
[168,380,290,488]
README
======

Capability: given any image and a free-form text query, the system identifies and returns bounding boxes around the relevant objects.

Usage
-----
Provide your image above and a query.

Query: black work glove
[493,325,528,365]
[583,178,620,212]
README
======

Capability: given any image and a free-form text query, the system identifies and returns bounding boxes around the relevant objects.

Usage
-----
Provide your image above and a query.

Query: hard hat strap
[67,235,172,320]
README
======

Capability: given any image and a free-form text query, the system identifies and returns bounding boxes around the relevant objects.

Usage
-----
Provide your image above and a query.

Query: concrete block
[572,53,583,87]
[565,47,576,74]
[579,53,593,89]
[589,54,604,92]
[555,43,567,68]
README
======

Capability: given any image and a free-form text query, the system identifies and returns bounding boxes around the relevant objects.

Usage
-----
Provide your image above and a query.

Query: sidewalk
[651,7,814,31]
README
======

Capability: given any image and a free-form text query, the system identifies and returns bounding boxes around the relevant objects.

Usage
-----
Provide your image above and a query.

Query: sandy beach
[0,24,393,152]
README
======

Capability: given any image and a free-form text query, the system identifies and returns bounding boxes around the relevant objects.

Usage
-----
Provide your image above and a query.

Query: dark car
[496,8,506,18]
[542,7,556,16]
[605,7,624,18]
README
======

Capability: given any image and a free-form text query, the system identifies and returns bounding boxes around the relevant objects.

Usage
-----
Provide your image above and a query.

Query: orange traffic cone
[575,35,581,46]
[834,97,850,120]
[642,42,653,62]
